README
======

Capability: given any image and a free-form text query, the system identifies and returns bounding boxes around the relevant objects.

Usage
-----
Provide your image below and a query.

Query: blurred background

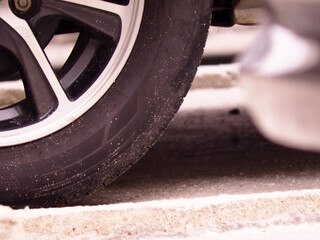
[0,25,261,107]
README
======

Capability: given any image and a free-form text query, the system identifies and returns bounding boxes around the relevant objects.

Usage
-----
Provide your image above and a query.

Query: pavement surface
[1,26,320,239]
[75,65,320,206]
[1,64,320,239]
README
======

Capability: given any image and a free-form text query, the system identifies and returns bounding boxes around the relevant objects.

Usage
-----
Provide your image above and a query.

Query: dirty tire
[0,0,213,207]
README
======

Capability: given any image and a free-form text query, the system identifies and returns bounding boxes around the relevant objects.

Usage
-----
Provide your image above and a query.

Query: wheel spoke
[30,0,126,42]
[57,0,128,20]
[0,0,144,146]
[0,11,69,118]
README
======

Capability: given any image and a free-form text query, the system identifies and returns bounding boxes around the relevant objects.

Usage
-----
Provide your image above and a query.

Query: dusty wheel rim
[0,0,145,146]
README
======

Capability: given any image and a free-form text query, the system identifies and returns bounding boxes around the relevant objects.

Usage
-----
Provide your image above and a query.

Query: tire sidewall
[0,0,213,206]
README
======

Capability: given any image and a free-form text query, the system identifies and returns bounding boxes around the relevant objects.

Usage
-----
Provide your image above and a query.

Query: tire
[0,0,213,207]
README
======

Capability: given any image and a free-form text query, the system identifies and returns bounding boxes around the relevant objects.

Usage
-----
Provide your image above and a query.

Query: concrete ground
[1,26,320,239]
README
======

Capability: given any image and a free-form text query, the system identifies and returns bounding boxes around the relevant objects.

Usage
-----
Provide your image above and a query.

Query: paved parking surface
[1,27,320,239]
[1,65,320,239]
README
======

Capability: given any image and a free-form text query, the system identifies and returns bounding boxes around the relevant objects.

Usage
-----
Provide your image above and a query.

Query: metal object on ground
[241,0,320,151]
[234,0,264,25]
[211,0,264,26]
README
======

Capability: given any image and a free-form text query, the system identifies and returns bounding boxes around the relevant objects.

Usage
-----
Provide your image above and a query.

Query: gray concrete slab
[2,67,320,238]
[1,28,320,239]
[2,190,320,239]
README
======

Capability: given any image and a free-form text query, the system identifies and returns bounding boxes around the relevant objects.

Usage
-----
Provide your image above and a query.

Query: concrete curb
[1,189,320,239]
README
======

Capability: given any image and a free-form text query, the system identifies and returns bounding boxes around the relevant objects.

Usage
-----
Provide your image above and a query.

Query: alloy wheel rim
[0,0,144,146]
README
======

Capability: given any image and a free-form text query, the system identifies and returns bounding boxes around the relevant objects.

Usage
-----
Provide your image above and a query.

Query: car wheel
[0,0,213,207]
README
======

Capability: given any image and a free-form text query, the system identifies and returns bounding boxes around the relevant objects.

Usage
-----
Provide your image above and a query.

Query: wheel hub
[13,0,32,12]
[9,0,40,19]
